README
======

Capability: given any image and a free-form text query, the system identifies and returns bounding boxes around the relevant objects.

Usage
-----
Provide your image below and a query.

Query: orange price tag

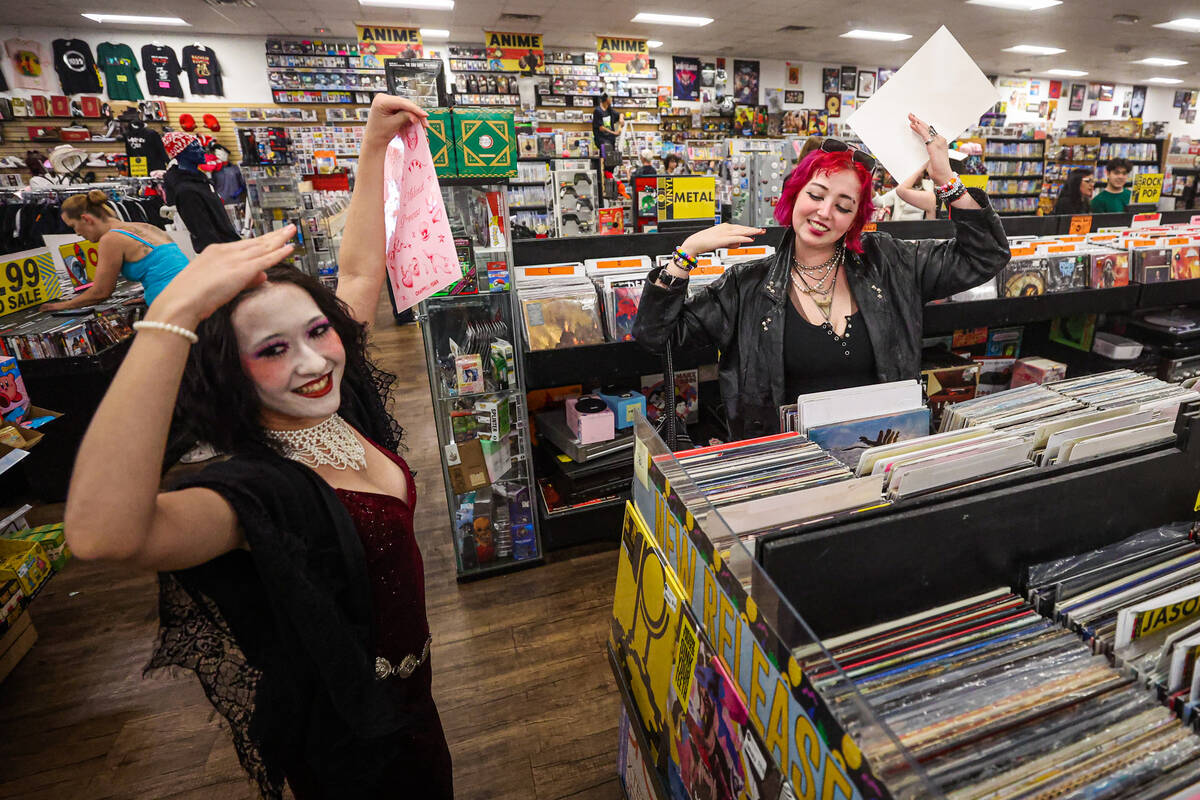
[1168,237,1191,245]
[594,257,644,270]
[1010,246,1036,257]
[526,265,576,276]
[1068,215,1092,235]
[1048,245,1075,253]
[862,222,878,233]
[725,246,770,256]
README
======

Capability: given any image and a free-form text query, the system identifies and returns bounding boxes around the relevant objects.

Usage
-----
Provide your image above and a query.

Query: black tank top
[783,302,877,403]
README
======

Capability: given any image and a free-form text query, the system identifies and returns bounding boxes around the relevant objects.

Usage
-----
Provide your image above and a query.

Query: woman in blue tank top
[41,189,190,310]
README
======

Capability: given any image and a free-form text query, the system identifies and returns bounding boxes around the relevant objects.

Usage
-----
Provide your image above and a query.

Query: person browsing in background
[41,190,189,310]
[633,113,1010,441]
[592,93,620,155]
[1052,168,1095,216]
[663,153,689,175]
[873,168,935,221]
[61,95,454,799]
[635,149,657,177]
[1092,157,1133,213]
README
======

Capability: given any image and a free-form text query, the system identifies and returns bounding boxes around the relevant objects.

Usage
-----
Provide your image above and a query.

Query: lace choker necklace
[266,414,367,471]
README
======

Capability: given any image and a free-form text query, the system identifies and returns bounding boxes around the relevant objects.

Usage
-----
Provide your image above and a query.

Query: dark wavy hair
[774,149,875,252]
[175,266,404,456]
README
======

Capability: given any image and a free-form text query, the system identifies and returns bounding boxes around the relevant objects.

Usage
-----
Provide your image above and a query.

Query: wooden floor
[0,298,624,800]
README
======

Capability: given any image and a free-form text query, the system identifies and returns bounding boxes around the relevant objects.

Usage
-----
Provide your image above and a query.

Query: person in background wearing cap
[162,130,241,254]
[40,188,189,310]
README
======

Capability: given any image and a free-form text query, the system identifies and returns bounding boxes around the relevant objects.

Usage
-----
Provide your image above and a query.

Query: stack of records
[1027,525,1200,711]
[517,279,606,351]
[1048,370,1196,413]
[0,290,141,360]
[939,384,1082,433]
[802,588,1200,797]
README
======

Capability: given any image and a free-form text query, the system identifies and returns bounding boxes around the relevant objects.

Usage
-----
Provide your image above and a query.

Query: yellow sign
[960,174,989,191]
[596,36,651,76]
[0,248,49,317]
[1132,172,1164,205]
[1136,594,1200,639]
[356,25,422,65]
[129,155,148,178]
[657,176,716,222]
[484,31,543,73]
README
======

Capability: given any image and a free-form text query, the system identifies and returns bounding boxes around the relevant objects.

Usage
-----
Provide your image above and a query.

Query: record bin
[417,181,544,580]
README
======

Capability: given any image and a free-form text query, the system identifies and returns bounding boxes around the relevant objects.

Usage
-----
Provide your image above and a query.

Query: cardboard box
[0,578,24,639]
[452,108,517,178]
[445,438,492,495]
[426,107,456,179]
[3,523,70,571]
[1011,357,1068,388]
[0,611,36,684]
[0,539,51,597]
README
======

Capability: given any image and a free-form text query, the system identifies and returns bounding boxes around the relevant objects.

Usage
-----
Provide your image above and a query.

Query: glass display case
[418,181,544,579]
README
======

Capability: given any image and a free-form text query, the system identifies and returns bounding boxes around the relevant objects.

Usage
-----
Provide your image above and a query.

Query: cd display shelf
[620,409,1200,800]
[417,180,545,581]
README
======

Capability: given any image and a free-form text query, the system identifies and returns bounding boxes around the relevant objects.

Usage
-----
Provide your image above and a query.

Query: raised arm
[335,94,428,327]
[64,227,297,570]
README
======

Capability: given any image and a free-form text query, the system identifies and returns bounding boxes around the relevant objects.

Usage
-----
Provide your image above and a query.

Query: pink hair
[774,150,875,253]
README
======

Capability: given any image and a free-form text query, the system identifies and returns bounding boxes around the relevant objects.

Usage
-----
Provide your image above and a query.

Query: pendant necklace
[791,244,844,323]
[266,414,367,471]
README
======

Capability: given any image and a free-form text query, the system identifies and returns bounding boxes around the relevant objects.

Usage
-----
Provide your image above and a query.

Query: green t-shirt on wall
[96,42,143,101]
[1090,188,1131,214]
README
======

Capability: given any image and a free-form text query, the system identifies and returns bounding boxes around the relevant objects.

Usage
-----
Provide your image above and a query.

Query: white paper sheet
[845,26,999,181]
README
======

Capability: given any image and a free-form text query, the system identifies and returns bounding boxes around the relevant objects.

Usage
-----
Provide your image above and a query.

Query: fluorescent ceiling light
[1045,68,1087,76]
[1134,57,1188,66]
[1002,44,1065,55]
[81,12,189,24]
[1155,18,1200,32]
[647,40,663,48]
[1147,76,1185,84]
[966,0,1062,9]
[359,0,453,8]
[840,29,912,41]
[630,12,712,26]
[419,28,450,38]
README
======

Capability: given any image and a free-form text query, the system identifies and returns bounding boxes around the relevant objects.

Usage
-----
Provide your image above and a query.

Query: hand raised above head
[364,94,429,150]
[908,113,953,185]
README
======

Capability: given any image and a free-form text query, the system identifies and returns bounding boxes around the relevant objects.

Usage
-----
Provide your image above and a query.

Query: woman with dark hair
[634,113,1010,440]
[1052,168,1095,216]
[61,95,454,799]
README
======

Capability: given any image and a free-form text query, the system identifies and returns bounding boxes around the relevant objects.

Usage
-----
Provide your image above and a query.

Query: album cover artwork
[1090,252,1130,288]
[520,293,605,350]
[1045,254,1088,293]
[807,407,932,468]
[1135,248,1172,284]
[1172,246,1200,280]
[1000,258,1048,297]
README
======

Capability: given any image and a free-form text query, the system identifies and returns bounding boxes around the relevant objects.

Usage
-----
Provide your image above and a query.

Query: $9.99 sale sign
[0,248,48,317]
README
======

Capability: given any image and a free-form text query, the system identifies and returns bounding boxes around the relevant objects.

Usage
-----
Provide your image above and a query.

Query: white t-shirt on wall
[5,38,55,92]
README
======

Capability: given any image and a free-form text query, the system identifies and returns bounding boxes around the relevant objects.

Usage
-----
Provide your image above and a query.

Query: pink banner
[384,124,460,313]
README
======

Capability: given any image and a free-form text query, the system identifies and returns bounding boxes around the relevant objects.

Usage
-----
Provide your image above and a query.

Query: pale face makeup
[791,169,861,256]
[232,282,347,428]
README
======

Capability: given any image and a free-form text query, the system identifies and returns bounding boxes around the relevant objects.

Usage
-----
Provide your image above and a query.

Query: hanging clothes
[140,44,184,99]
[124,120,170,175]
[96,42,144,102]
[164,166,240,253]
[51,39,102,94]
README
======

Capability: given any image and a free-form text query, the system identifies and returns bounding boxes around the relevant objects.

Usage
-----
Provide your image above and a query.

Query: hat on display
[48,144,88,175]
[202,113,221,131]
[179,113,196,131]
[163,131,199,160]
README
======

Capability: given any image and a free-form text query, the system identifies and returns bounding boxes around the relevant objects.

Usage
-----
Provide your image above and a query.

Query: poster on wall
[822,67,839,93]
[842,93,856,113]
[1049,80,1062,99]
[840,65,857,92]
[857,70,876,98]
[672,56,700,101]
[825,93,841,117]
[701,62,715,86]
[786,62,802,87]
[784,90,803,104]
[1087,83,1100,100]
[1131,85,1147,119]
[1089,101,1099,117]
[765,88,784,113]
[732,59,759,105]
[484,31,543,74]
[1100,83,1114,101]
[877,67,897,87]
[596,36,651,75]
[356,25,423,64]
[1069,83,1086,111]
[1175,90,1188,108]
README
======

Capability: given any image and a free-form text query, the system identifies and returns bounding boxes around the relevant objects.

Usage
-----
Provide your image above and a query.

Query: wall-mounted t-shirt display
[4,38,54,92]
[51,39,102,95]
[140,44,183,98]
[182,45,223,96]
[96,42,144,101]
[124,121,169,175]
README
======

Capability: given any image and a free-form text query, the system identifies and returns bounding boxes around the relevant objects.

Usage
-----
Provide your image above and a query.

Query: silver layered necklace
[791,244,844,322]
[266,414,367,471]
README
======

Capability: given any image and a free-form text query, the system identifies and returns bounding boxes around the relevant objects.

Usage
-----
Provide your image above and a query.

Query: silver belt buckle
[374,634,432,680]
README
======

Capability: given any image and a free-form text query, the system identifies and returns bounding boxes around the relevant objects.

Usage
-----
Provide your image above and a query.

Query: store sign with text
[657,176,717,222]
[355,25,423,64]
[484,31,543,73]
[595,36,651,76]
[0,248,49,317]
[1132,172,1164,205]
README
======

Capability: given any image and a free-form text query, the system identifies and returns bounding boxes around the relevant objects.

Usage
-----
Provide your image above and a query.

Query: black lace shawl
[146,364,414,799]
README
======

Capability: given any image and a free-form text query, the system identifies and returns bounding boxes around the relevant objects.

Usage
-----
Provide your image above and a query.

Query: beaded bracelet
[673,247,698,272]
[935,177,957,195]
[133,319,199,344]
[935,176,967,201]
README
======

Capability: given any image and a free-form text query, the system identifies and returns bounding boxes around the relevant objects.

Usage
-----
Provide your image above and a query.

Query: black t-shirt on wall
[182,44,223,96]
[124,123,170,172]
[141,44,183,98]
[52,39,102,94]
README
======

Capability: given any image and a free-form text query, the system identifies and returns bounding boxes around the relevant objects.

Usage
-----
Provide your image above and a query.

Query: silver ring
[928,125,938,138]
[924,136,934,145]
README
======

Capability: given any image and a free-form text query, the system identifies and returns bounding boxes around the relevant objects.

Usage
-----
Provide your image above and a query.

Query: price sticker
[0,249,48,317]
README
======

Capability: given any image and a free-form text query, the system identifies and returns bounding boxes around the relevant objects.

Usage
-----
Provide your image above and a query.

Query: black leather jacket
[632,188,1010,440]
